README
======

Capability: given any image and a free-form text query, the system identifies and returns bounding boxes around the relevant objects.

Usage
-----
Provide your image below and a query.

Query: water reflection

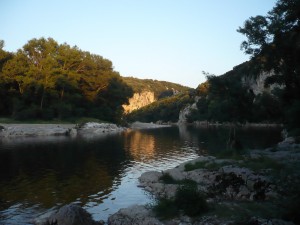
[124,130,156,159]
[0,126,282,224]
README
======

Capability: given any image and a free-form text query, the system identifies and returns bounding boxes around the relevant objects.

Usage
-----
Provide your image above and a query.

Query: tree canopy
[0,38,133,122]
[237,0,300,132]
[187,0,299,130]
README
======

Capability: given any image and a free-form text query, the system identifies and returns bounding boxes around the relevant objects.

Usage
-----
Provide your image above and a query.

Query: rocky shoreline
[0,121,172,138]
[33,136,300,225]
[0,122,128,138]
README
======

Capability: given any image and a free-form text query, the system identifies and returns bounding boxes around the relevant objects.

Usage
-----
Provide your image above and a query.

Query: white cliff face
[178,71,284,123]
[123,91,156,113]
[241,71,284,95]
[178,96,199,123]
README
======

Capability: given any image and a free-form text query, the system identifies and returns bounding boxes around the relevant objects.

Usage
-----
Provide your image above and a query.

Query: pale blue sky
[0,0,277,88]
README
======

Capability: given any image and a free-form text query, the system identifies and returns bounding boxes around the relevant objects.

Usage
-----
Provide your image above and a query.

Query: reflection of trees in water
[179,125,282,155]
[124,131,156,160]
[0,137,126,208]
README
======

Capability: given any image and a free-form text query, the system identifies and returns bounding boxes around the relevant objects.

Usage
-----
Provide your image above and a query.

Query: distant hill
[122,77,190,98]
[125,92,193,123]
[122,77,191,113]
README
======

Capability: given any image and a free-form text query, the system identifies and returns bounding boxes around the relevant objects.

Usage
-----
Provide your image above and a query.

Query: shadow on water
[180,125,282,154]
[0,125,282,224]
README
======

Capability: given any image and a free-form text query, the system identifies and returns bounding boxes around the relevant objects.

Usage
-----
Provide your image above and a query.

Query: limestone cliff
[241,71,283,95]
[178,96,199,123]
[178,69,284,123]
[123,91,156,113]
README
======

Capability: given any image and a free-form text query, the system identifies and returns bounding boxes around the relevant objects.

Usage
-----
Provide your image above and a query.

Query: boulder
[107,205,163,225]
[34,204,103,225]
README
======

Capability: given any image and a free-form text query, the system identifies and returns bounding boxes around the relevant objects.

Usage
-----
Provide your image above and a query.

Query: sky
[0,0,277,88]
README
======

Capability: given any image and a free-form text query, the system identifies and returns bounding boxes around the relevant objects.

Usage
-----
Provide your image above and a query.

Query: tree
[237,0,300,131]
[22,37,59,109]
[0,37,134,122]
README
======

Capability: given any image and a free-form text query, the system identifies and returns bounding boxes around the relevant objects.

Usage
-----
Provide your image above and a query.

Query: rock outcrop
[0,122,127,138]
[178,96,200,123]
[139,156,274,201]
[108,205,162,225]
[241,71,284,95]
[123,91,156,113]
[0,124,75,137]
[33,204,103,225]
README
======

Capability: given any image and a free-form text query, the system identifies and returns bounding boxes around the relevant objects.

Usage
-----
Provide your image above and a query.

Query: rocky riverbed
[108,136,300,225]
[0,122,128,138]
[33,136,300,225]
[0,121,171,138]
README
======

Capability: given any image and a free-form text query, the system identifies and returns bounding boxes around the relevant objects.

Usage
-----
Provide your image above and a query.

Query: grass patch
[207,201,283,223]
[159,173,197,186]
[159,173,177,184]
[184,160,232,172]
[153,184,209,219]
[214,148,247,160]
[184,161,207,171]
[175,185,209,217]
[152,198,178,219]
[239,156,284,173]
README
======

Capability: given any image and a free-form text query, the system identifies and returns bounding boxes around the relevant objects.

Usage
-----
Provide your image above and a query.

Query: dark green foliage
[122,77,190,98]
[188,68,257,123]
[184,160,232,172]
[237,0,300,130]
[0,38,133,122]
[153,184,209,219]
[159,173,177,184]
[252,92,283,122]
[152,198,178,219]
[184,161,207,171]
[174,185,209,217]
[159,173,198,186]
[188,0,299,128]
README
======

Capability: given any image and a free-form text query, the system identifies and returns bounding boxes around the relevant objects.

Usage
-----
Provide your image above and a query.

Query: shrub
[175,185,209,217]
[153,184,209,219]
[159,173,177,184]
[152,198,178,219]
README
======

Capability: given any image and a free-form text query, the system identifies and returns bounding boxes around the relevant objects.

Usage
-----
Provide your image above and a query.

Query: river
[0,125,282,224]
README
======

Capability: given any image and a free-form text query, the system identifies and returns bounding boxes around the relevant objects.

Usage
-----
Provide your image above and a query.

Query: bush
[159,173,177,184]
[152,198,178,219]
[153,184,209,219]
[175,185,209,217]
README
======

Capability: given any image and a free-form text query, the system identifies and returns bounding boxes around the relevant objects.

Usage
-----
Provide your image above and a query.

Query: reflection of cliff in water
[0,135,126,209]
[124,130,156,160]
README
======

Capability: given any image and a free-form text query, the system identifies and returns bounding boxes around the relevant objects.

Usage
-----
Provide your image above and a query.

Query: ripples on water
[0,126,281,224]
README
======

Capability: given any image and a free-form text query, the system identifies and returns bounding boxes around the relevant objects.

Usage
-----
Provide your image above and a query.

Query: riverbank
[33,136,300,225]
[0,121,172,138]
[130,121,172,129]
[0,123,76,137]
[107,136,300,225]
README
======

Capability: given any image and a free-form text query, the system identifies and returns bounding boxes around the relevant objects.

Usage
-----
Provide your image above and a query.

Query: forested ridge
[0,38,133,123]
[126,92,193,123]
[122,77,190,99]
[128,0,300,135]
[189,0,300,134]
[1,0,299,132]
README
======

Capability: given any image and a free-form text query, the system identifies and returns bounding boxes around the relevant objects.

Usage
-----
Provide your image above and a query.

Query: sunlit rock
[122,91,156,114]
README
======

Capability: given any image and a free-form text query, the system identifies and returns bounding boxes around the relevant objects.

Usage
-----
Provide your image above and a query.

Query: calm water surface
[0,125,282,224]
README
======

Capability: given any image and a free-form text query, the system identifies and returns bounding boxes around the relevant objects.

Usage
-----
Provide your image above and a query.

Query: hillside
[122,77,190,97]
[126,92,193,123]
[122,77,191,113]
